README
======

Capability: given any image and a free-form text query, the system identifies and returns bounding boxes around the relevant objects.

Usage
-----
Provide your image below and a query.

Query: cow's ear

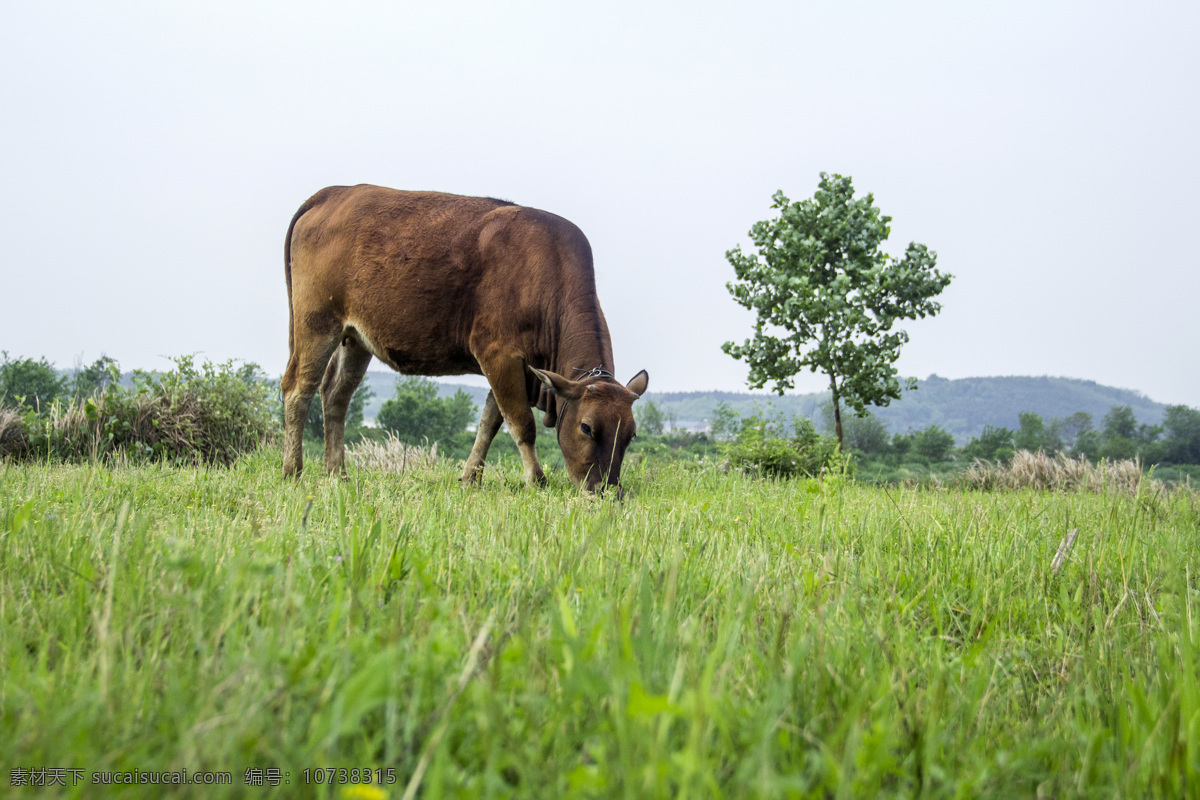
[626,370,649,398]
[528,366,585,401]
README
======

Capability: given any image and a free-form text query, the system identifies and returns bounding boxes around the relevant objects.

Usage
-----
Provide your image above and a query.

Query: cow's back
[286,185,595,377]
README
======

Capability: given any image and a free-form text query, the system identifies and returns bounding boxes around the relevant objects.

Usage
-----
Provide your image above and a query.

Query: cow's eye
[580,422,592,437]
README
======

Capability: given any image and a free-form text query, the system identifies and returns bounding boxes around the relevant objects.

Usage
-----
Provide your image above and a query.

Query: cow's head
[529,367,649,492]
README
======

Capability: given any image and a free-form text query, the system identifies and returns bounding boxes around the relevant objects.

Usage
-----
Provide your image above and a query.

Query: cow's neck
[555,307,615,381]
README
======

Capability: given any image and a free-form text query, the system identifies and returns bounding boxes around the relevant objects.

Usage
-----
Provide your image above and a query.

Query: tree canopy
[376,376,476,446]
[0,352,67,412]
[722,173,952,445]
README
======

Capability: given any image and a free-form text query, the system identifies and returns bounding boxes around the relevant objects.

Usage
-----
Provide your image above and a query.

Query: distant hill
[646,375,1169,443]
[358,372,1173,444]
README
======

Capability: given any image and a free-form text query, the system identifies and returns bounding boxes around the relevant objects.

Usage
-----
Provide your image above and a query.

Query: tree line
[822,402,1200,467]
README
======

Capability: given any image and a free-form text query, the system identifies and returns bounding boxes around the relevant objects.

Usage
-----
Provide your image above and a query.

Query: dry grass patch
[0,407,27,458]
[957,449,1156,494]
[347,432,440,474]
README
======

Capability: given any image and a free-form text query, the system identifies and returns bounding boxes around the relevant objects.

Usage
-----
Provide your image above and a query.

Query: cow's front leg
[460,391,503,486]
[479,359,545,487]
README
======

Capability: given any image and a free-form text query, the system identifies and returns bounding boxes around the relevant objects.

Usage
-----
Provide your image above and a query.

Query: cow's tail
[283,194,321,357]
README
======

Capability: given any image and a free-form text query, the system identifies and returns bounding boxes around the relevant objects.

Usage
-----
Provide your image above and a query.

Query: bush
[910,424,957,462]
[2,355,278,465]
[820,402,891,455]
[376,376,476,449]
[1162,405,1200,465]
[69,355,120,400]
[0,351,67,412]
[722,408,848,479]
[962,425,1015,463]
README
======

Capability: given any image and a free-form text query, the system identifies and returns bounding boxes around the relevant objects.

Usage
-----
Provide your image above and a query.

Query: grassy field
[2,451,1199,798]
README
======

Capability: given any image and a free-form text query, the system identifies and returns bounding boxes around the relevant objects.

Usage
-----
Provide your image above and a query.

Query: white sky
[2,1,1197,406]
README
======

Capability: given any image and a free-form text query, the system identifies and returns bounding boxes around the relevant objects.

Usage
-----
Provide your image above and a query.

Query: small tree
[962,426,1015,463]
[1099,405,1161,461]
[722,407,845,479]
[0,352,67,412]
[820,401,890,455]
[723,173,952,447]
[635,399,666,436]
[708,401,741,442]
[376,376,476,446]
[1014,411,1063,454]
[910,424,956,462]
[1049,411,1093,455]
[70,355,120,400]
[1162,405,1200,465]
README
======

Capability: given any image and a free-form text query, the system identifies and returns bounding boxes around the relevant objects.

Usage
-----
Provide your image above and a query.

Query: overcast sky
[3,1,1197,406]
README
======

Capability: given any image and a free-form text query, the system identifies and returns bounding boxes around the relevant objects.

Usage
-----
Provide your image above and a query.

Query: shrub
[69,355,120,401]
[722,408,847,479]
[376,376,476,448]
[1162,405,1200,464]
[0,351,67,412]
[820,402,891,455]
[2,355,278,465]
[962,425,1015,463]
[910,424,957,462]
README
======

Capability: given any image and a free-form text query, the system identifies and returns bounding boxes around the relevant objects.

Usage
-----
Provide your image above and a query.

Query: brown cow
[281,185,649,491]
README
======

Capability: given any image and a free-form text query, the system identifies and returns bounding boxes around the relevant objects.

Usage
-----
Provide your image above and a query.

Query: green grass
[2,452,1199,798]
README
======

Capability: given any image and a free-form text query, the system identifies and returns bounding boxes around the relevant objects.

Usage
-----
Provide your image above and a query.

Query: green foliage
[820,402,891,455]
[1049,410,1093,455]
[140,356,279,463]
[304,382,375,443]
[0,351,67,412]
[1075,427,1103,460]
[963,425,1016,463]
[1162,405,1200,464]
[1014,411,1058,453]
[722,173,952,445]
[887,424,958,464]
[909,424,956,462]
[1096,404,1162,462]
[69,354,120,400]
[625,430,717,466]
[721,406,847,479]
[635,399,666,436]
[376,376,476,448]
[1102,405,1138,440]
[707,401,740,442]
[3,355,278,465]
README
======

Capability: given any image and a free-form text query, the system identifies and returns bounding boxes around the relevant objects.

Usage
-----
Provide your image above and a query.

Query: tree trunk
[830,377,843,447]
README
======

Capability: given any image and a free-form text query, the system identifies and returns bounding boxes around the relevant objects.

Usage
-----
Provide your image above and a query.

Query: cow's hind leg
[460,391,503,486]
[320,336,373,476]
[282,334,340,479]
